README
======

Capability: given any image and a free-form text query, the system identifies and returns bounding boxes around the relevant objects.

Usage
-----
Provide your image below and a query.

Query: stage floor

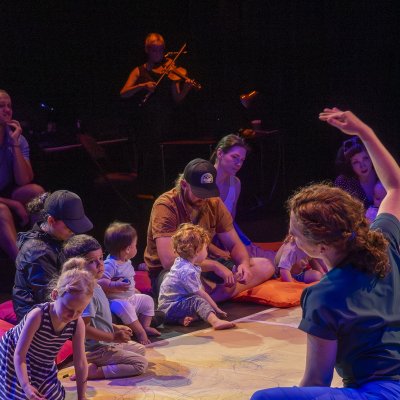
[60,306,342,399]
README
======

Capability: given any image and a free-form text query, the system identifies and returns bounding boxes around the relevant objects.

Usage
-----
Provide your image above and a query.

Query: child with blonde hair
[158,223,235,330]
[0,263,95,400]
[99,221,160,345]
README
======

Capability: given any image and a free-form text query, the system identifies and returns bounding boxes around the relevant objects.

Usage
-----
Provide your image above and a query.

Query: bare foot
[70,363,103,381]
[145,326,161,336]
[179,315,198,327]
[212,319,236,330]
[135,331,151,345]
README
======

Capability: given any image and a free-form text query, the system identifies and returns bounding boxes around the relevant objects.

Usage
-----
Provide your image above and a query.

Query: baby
[158,223,235,330]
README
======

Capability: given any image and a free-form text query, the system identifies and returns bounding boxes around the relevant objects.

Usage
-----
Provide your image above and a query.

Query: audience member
[334,135,378,208]
[0,89,45,260]
[12,190,93,321]
[365,180,387,224]
[63,234,148,380]
[1,264,94,400]
[144,158,275,301]
[211,134,275,261]
[158,223,235,330]
[274,234,326,283]
[99,222,160,345]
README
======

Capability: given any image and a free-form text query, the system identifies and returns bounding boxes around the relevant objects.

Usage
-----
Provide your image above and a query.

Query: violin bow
[140,43,187,106]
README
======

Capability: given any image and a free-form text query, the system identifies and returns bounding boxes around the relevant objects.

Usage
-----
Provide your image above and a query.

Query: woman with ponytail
[252,109,400,399]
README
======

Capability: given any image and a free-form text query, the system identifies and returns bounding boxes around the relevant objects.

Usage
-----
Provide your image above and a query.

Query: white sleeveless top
[223,176,236,214]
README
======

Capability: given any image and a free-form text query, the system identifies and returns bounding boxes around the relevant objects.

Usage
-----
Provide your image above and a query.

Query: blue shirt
[0,128,30,191]
[299,213,400,387]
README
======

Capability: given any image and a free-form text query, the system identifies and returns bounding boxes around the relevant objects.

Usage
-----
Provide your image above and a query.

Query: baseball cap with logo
[44,190,93,234]
[183,158,220,199]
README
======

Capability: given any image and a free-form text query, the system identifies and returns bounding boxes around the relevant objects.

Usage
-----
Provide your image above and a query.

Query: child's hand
[215,308,228,319]
[114,324,133,335]
[23,384,46,400]
[110,279,130,291]
[113,329,131,343]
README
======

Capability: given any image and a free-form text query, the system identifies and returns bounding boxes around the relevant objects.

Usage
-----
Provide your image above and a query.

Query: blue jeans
[250,380,400,400]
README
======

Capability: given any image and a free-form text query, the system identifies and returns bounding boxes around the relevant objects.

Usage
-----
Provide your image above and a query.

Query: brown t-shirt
[144,188,234,270]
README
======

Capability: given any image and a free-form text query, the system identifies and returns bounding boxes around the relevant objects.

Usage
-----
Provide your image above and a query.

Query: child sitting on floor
[98,221,160,345]
[0,262,94,400]
[275,235,326,283]
[365,180,387,224]
[158,223,235,330]
[63,234,148,380]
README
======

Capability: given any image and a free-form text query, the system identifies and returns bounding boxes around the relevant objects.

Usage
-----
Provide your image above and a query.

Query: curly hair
[172,223,210,260]
[288,183,389,278]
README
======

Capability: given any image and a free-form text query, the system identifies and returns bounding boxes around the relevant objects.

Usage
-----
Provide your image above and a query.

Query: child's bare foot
[135,331,151,345]
[212,319,236,330]
[208,312,235,330]
[70,363,104,381]
[145,326,161,336]
[179,315,198,326]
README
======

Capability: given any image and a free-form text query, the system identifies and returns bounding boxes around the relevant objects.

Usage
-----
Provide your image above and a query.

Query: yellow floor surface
[59,306,342,399]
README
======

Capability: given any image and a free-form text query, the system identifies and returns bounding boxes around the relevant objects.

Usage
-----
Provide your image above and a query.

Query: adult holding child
[144,158,275,301]
[13,190,93,321]
[251,108,400,399]
[0,89,44,261]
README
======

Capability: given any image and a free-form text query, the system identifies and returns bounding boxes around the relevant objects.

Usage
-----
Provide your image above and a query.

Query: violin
[140,43,201,106]
[152,58,202,91]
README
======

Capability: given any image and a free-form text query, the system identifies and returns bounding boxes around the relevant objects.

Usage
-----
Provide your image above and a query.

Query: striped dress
[0,302,77,400]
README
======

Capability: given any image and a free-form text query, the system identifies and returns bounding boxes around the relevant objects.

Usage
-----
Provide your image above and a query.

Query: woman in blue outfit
[251,108,400,400]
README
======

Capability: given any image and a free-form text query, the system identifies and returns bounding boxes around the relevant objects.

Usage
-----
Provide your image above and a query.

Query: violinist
[120,33,193,105]
[120,33,195,195]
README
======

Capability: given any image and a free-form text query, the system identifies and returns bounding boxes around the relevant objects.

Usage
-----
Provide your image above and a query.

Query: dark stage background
[2,0,400,211]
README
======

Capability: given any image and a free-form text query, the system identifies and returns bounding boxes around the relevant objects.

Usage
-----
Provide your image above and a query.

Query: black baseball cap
[44,190,93,233]
[183,158,220,199]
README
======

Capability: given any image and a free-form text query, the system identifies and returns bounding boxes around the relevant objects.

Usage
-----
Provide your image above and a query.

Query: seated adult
[211,134,275,261]
[252,108,400,399]
[144,158,275,302]
[13,190,93,321]
[0,89,45,260]
[334,135,378,208]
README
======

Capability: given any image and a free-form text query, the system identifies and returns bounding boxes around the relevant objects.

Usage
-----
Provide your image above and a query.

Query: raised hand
[319,108,370,137]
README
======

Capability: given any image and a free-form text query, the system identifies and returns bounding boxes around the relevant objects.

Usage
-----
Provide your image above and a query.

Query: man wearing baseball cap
[144,158,274,300]
[13,190,93,320]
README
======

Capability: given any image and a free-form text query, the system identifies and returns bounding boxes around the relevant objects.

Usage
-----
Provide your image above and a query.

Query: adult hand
[319,108,370,137]
[143,81,156,93]
[213,261,236,287]
[6,119,22,144]
[234,263,252,284]
[114,324,132,335]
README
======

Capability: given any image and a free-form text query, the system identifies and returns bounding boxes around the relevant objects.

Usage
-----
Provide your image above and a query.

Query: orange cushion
[253,241,283,252]
[135,271,152,295]
[233,278,316,308]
